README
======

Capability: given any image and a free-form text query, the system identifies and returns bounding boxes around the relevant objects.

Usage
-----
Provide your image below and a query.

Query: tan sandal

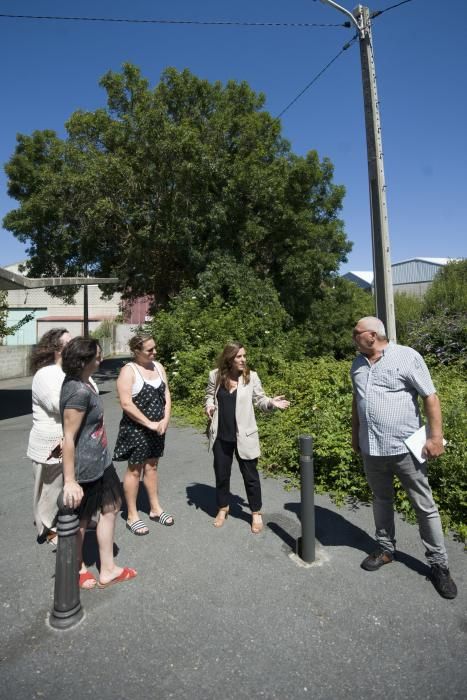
[213,507,229,528]
[251,512,263,534]
[46,531,58,548]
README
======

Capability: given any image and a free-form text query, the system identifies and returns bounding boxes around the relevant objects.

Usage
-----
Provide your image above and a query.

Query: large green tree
[3,63,350,316]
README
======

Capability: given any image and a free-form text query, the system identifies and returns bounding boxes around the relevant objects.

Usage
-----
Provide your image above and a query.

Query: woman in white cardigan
[27,328,71,546]
[205,342,289,533]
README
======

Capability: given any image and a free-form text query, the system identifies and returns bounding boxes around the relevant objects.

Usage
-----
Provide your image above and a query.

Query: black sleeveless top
[217,385,237,443]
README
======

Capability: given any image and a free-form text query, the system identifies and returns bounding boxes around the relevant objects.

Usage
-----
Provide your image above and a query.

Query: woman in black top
[205,342,289,532]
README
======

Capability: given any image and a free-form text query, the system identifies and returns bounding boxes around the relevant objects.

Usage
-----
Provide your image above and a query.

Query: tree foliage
[0,291,36,343]
[3,64,351,318]
[394,292,424,345]
[396,260,467,367]
[423,259,467,317]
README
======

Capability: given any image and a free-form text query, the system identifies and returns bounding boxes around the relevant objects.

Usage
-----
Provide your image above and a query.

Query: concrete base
[290,540,330,568]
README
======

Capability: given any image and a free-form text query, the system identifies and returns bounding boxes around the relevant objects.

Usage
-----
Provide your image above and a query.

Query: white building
[3,262,122,345]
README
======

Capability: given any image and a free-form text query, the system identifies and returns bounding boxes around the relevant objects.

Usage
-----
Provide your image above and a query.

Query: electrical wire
[0,14,346,29]
[371,0,417,20]
[275,35,358,119]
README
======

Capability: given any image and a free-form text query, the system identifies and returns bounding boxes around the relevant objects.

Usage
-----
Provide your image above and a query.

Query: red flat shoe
[79,571,97,589]
[97,567,137,589]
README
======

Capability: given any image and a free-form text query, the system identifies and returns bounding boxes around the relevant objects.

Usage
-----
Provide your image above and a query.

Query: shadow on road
[275,501,431,577]
[0,389,32,420]
[93,357,130,384]
[0,357,122,421]
[82,530,119,569]
[186,482,250,522]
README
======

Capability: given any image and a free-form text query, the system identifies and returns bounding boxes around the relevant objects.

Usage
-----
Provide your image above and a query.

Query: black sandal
[149,511,174,526]
[126,519,149,536]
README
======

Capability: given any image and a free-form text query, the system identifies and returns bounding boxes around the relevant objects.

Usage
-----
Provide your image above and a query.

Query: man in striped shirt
[350,316,457,599]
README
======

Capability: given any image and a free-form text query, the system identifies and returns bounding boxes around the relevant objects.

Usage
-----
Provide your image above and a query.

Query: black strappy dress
[113,364,166,463]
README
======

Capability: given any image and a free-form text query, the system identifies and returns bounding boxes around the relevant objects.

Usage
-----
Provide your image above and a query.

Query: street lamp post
[319,1,397,341]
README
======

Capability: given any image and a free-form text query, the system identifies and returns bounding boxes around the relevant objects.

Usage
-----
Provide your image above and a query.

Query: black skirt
[77,463,122,521]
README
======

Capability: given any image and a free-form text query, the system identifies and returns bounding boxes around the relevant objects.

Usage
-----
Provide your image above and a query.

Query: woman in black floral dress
[113,334,173,535]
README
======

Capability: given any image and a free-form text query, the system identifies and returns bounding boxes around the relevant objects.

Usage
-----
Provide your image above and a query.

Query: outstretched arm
[252,374,290,412]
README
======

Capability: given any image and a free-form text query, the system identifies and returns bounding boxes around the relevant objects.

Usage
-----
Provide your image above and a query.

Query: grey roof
[0,266,118,291]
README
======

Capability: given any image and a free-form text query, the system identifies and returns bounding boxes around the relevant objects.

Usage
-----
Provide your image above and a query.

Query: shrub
[169,352,466,541]
[394,293,424,345]
[407,314,467,368]
[91,319,116,340]
[258,359,467,541]
[423,259,467,317]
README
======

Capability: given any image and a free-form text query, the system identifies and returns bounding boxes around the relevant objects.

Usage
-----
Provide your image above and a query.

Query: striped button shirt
[350,342,436,456]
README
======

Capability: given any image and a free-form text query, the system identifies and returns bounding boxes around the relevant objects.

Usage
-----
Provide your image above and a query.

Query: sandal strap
[128,519,147,533]
[158,512,173,525]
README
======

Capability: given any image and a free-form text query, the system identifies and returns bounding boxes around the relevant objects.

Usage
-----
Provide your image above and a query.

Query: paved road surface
[0,361,465,699]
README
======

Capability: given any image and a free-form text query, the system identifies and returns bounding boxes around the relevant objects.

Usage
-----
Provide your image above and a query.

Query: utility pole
[320,1,396,341]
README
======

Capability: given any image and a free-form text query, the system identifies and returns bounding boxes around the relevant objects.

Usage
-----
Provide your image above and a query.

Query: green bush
[168,352,466,541]
[394,293,424,345]
[148,257,466,541]
[91,319,116,340]
[423,259,467,316]
[149,257,305,380]
[407,314,467,368]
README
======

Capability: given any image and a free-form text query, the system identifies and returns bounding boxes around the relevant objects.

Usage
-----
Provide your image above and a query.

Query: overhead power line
[0,14,346,29]
[372,0,417,19]
[276,35,358,119]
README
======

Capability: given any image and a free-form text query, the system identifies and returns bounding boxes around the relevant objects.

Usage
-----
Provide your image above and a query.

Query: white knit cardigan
[27,364,65,464]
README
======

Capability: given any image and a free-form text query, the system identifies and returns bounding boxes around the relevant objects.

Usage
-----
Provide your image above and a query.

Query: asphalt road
[0,360,465,700]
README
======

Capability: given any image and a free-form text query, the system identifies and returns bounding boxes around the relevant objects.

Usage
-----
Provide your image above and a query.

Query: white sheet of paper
[404,425,446,463]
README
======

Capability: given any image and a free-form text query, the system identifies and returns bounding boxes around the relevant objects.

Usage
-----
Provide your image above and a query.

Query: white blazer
[205,369,273,460]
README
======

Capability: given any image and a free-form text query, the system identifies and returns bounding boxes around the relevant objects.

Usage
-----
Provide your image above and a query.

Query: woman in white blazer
[205,342,289,533]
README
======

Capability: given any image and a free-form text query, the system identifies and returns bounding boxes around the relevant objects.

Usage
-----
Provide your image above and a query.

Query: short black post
[296,434,315,564]
[49,492,84,630]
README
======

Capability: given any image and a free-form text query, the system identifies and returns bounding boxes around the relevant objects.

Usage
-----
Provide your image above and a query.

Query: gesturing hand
[271,395,290,410]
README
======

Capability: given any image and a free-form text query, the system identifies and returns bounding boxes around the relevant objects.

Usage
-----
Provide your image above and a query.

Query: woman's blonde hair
[128,333,154,354]
[217,342,250,389]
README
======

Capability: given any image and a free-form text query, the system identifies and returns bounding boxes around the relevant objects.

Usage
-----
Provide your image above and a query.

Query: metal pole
[49,492,84,630]
[83,283,89,338]
[296,435,315,563]
[354,4,396,341]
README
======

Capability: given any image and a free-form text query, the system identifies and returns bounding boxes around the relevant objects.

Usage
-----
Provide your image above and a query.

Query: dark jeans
[213,439,262,512]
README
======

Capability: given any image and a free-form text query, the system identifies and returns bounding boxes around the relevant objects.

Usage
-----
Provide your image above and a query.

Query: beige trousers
[32,461,63,537]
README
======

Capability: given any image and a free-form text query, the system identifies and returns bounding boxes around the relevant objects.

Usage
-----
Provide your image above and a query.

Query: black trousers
[213,439,262,512]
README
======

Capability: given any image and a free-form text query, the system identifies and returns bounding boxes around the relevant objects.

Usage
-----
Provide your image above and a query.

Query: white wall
[0,325,135,380]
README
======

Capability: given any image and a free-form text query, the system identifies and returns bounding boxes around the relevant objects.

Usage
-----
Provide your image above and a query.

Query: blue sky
[1,0,466,272]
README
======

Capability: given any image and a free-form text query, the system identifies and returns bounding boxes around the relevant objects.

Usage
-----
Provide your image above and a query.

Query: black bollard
[49,492,84,629]
[296,434,315,563]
